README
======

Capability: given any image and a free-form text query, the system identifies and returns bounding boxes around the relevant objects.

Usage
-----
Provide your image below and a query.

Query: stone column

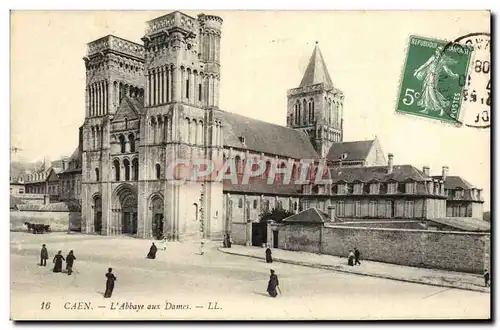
[159,67,164,104]
[163,66,168,104]
[267,220,275,248]
[245,199,252,246]
[145,72,150,107]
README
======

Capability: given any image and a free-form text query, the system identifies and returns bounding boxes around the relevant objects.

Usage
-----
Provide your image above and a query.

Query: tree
[259,206,295,224]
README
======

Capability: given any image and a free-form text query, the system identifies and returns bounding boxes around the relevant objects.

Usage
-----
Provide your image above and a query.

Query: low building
[303,154,447,220]
[9,176,25,196]
[432,168,484,218]
[58,143,83,204]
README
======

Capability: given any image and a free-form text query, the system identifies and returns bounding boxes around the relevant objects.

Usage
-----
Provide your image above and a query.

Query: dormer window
[239,136,245,143]
[340,153,347,160]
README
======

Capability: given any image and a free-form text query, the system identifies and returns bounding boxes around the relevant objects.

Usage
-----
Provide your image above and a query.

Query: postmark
[396,35,473,125]
[441,33,491,128]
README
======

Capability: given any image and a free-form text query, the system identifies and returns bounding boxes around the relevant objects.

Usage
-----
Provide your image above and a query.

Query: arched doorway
[93,195,102,234]
[113,184,138,235]
[151,195,164,239]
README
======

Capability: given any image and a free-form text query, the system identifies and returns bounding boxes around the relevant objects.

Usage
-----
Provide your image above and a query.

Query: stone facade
[80,12,225,241]
[66,10,484,243]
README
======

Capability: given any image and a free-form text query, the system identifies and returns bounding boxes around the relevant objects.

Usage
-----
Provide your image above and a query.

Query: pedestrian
[347,250,355,267]
[146,243,157,259]
[162,237,167,251]
[104,267,117,298]
[40,244,48,267]
[265,245,273,263]
[199,240,205,255]
[354,248,361,265]
[484,269,490,287]
[227,234,232,248]
[267,269,280,298]
[65,250,76,275]
[53,250,65,273]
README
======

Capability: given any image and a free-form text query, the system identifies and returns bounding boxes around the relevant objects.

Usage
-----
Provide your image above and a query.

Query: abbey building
[76,11,484,242]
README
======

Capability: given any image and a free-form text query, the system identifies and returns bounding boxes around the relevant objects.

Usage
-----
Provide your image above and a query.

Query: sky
[10,10,490,210]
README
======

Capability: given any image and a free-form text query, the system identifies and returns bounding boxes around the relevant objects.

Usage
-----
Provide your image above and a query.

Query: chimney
[327,206,336,222]
[442,166,449,181]
[387,153,394,174]
[422,166,430,176]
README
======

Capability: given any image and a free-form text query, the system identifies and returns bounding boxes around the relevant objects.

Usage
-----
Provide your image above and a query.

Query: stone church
[79,11,484,242]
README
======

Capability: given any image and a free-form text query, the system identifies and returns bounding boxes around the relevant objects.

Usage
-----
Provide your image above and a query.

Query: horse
[24,222,50,234]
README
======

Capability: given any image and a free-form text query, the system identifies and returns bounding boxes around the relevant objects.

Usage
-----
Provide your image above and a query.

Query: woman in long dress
[267,269,279,298]
[265,246,273,263]
[53,250,65,273]
[413,46,459,117]
[104,268,117,298]
[146,243,157,259]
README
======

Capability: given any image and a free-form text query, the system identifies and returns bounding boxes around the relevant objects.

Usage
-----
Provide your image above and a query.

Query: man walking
[354,248,361,266]
[484,269,490,287]
[65,250,76,275]
[40,244,48,267]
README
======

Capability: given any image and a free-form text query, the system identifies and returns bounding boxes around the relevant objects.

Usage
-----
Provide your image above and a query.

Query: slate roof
[326,140,374,162]
[113,96,144,122]
[433,175,476,190]
[283,207,330,223]
[217,110,318,159]
[223,178,302,196]
[299,44,334,89]
[428,217,490,232]
[329,164,429,183]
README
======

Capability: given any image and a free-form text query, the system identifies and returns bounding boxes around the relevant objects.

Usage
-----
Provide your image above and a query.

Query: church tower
[138,11,225,241]
[286,42,344,158]
[81,35,145,235]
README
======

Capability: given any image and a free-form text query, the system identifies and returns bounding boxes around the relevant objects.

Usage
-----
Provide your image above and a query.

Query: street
[10,232,490,320]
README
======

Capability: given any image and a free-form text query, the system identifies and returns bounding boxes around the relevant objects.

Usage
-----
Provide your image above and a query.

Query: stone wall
[275,223,489,274]
[10,210,82,232]
[231,222,247,245]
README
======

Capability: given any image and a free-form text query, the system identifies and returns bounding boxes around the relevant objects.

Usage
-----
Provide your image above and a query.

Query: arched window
[303,99,307,123]
[123,159,130,181]
[156,164,161,180]
[113,159,120,181]
[132,158,139,180]
[308,99,314,122]
[95,168,100,182]
[289,113,294,126]
[128,133,135,152]
[119,134,126,153]
[125,118,128,129]
[264,161,272,178]
[234,155,242,174]
[238,198,243,208]
[198,84,202,101]
[297,101,302,125]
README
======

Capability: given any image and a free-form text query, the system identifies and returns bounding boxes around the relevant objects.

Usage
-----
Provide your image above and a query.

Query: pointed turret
[286,42,345,158]
[299,42,334,89]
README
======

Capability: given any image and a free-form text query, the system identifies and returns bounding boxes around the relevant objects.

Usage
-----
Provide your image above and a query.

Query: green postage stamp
[396,35,473,124]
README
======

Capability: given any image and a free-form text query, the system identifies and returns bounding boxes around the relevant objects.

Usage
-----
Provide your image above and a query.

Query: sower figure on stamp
[53,250,65,273]
[484,269,490,287]
[267,269,280,298]
[348,250,355,267]
[146,243,157,259]
[413,46,459,116]
[354,248,361,266]
[65,250,76,275]
[265,245,273,263]
[104,267,117,298]
[40,244,48,267]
